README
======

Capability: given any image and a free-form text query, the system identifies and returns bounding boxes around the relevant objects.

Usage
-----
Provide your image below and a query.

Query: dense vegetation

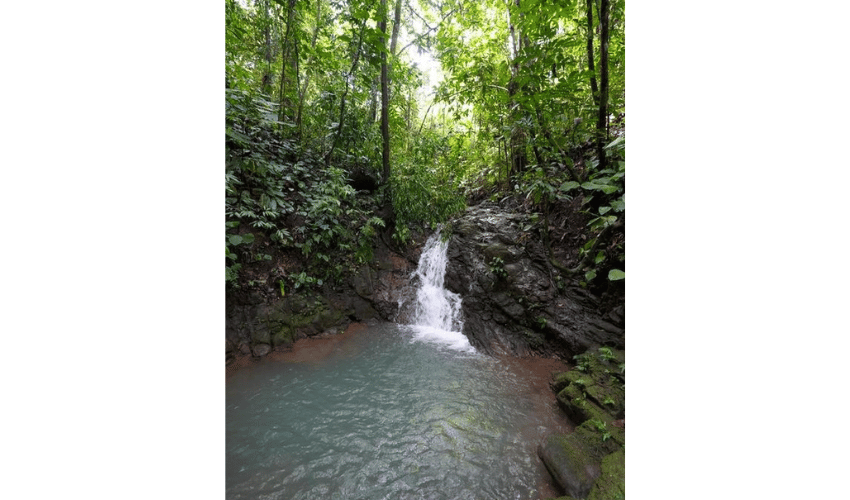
[226,0,625,298]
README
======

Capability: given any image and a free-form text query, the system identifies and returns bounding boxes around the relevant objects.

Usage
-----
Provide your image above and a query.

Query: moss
[588,450,625,500]
[271,327,294,347]
[540,433,601,498]
[250,328,270,344]
[552,371,573,393]
[584,383,624,418]
[575,418,623,453]
[546,347,625,499]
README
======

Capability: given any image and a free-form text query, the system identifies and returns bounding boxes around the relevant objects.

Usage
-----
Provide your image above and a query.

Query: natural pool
[226,322,569,500]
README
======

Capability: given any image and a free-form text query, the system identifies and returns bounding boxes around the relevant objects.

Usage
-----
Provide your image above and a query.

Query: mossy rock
[557,347,625,422]
[538,433,601,499]
[588,450,625,500]
[271,327,295,347]
[557,390,624,447]
[552,371,573,393]
[250,328,271,345]
[317,307,345,330]
[575,418,623,453]
[556,384,603,424]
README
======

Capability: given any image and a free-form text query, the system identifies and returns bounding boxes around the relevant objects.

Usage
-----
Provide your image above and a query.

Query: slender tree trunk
[261,0,275,96]
[380,0,391,188]
[585,0,599,108]
[535,106,582,183]
[506,0,527,187]
[296,0,322,137]
[390,0,403,56]
[325,18,367,166]
[596,0,610,170]
[369,76,379,123]
[277,0,298,124]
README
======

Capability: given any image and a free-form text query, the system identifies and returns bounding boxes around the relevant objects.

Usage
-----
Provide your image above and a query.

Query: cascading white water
[406,231,473,351]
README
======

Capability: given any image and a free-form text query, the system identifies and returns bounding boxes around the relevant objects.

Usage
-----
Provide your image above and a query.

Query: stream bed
[226,322,570,500]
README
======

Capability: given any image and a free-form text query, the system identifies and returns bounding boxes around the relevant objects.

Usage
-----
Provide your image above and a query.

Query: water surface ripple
[226,323,567,500]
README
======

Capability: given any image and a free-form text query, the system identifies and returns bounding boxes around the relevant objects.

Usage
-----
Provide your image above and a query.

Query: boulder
[251,343,271,357]
[538,433,602,499]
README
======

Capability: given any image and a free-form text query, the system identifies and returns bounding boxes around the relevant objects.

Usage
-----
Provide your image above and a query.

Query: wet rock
[541,347,625,498]
[251,343,271,357]
[538,433,602,499]
[226,227,418,362]
[444,202,624,358]
[588,450,625,500]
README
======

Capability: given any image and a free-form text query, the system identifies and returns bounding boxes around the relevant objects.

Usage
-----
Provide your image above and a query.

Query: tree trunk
[369,76,378,123]
[585,0,599,108]
[260,0,275,96]
[277,0,298,124]
[595,0,610,170]
[390,0,403,56]
[325,18,367,166]
[296,0,322,138]
[380,0,391,187]
[506,0,527,187]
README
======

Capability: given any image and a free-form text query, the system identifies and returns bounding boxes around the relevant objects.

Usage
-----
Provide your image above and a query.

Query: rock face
[444,203,624,358]
[226,201,625,364]
[226,232,417,361]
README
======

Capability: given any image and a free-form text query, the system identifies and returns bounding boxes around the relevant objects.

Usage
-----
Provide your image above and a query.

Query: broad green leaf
[241,233,255,244]
[608,269,625,281]
[585,269,597,281]
[599,206,612,215]
[594,251,606,265]
[604,137,624,150]
[560,181,580,192]
[611,199,625,212]
[228,234,243,246]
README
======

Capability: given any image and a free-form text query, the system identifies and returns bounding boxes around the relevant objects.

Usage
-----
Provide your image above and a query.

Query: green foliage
[535,316,548,330]
[391,149,466,244]
[577,136,626,285]
[226,84,387,288]
[224,0,625,294]
[598,346,616,361]
[292,271,322,291]
[488,257,508,279]
[225,221,255,286]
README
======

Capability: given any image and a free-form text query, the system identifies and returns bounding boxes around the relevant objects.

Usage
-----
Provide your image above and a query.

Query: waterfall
[405,231,472,351]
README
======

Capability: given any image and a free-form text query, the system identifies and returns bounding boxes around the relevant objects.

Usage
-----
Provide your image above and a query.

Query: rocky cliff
[444,203,624,359]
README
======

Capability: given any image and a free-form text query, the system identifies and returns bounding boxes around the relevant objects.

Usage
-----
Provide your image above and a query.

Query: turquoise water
[226,323,567,499]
